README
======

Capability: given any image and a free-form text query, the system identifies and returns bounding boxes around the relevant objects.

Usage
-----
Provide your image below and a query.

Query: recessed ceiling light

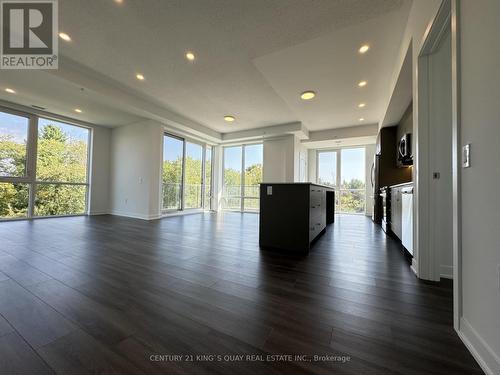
[300,91,316,100]
[114,0,123,4]
[224,115,235,122]
[358,80,367,87]
[136,73,145,81]
[5,88,15,94]
[59,32,71,42]
[74,108,82,113]
[186,52,195,61]
[359,44,370,54]
[359,118,365,122]
[358,103,366,108]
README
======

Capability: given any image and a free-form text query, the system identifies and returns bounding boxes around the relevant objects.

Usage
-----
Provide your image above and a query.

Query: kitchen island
[259,183,335,254]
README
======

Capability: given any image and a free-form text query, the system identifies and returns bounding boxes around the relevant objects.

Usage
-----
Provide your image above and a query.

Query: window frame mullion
[26,114,38,218]
[240,145,245,212]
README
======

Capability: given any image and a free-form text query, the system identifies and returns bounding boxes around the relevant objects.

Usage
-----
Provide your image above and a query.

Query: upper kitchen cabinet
[376,126,412,187]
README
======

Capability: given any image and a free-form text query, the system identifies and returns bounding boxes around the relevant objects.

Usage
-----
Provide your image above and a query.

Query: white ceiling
[303,135,377,150]
[0,0,411,134]
[0,70,143,126]
[254,7,410,131]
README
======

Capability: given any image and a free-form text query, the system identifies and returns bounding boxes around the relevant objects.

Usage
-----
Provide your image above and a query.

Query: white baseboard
[410,258,418,276]
[458,317,500,375]
[110,210,161,221]
[440,265,454,279]
[89,211,109,216]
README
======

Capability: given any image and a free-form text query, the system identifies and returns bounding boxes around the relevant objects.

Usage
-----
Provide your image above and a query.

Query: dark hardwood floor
[0,213,482,374]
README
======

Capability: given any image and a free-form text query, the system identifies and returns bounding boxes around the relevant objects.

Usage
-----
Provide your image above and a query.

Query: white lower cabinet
[391,187,402,240]
[401,187,414,255]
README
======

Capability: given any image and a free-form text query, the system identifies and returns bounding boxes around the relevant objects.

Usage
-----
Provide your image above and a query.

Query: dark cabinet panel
[376,126,412,189]
[259,183,334,254]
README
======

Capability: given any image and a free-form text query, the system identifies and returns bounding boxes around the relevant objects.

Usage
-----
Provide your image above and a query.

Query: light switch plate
[267,186,272,195]
[462,144,471,168]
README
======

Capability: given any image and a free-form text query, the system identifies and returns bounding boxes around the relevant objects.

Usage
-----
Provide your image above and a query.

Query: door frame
[415,0,461,330]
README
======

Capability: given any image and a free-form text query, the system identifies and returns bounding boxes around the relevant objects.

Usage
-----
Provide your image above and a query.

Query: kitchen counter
[259,182,334,189]
[387,181,413,189]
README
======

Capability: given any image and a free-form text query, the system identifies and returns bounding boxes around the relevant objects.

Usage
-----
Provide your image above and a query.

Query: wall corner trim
[458,317,500,375]
[440,265,454,279]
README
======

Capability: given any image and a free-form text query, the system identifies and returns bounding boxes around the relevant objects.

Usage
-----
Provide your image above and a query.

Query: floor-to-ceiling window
[317,147,366,214]
[222,143,262,212]
[0,111,31,219]
[0,109,90,220]
[162,133,213,212]
[317,150,338,188]
[340,148,366,214]
[35,118,90,217]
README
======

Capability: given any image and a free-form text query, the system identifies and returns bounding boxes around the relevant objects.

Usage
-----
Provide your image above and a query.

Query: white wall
[89,126,111,215]
[109,120,163,220]
[262,135,295,183]
[382,0,442,280]
[294,136,308,182]
[384,0,443,118]
[459,1,500,373]
[308,149,317,183]
[262,134,309,183]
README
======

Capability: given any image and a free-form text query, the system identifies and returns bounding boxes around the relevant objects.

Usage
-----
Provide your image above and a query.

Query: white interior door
[428,26,453,278]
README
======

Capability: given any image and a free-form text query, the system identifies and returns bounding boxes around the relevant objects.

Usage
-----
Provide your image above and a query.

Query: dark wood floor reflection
[0,213,482,374]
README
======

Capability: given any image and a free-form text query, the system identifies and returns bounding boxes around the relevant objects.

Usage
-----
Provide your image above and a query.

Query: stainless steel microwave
[398,133,412,165]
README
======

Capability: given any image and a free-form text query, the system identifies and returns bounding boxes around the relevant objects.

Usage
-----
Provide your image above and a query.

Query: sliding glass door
[317,147,366,214]
[162,135,184,210]
[0,109,90,220]
[223,146,242,210]
[244,144,263,211]
[184,142,203,209]
[222,143,262,212]
[162,133,212,212]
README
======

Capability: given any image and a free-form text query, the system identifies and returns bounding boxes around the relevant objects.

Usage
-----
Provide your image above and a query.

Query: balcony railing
[222,185,260,211]
[162,182,205,210]
[164,183,365,213]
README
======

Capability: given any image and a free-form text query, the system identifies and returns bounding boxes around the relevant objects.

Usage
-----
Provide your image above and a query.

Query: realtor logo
[1,0,58,69]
